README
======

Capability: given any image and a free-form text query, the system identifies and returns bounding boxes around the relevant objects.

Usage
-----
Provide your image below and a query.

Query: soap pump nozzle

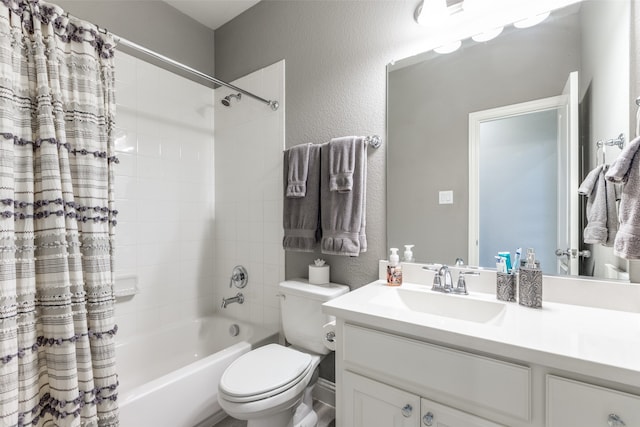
[389,248,399,267]
[525,248,537,269]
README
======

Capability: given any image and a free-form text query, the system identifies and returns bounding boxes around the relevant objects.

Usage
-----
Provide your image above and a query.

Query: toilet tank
[279,280,349,355]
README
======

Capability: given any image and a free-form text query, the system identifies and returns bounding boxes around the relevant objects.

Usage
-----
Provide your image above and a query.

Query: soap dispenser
[518,248,542,308]
[387,248,402,286]
[403,245,415,263]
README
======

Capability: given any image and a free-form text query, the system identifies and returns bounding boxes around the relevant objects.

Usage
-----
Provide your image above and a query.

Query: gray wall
[580,0,631,278]
[54,1,215,82]
[215,1,436,288]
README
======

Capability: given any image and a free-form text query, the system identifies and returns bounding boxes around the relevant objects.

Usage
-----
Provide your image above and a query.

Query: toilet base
[292,384,318,427]
[293,406,318,427]
[245,380,319,427]
[246,407,296,427]
[244,406,318,427]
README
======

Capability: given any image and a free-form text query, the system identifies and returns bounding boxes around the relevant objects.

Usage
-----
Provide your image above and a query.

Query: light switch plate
[439,190,453,204]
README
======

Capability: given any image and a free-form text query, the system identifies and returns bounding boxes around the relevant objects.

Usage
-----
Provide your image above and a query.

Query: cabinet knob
[608,414,626,427]
[422,411,434,426]
[401,404,413,417]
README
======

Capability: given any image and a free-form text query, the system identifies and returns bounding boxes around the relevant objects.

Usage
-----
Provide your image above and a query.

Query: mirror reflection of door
[469,72,579,275]
[556,71,580,276]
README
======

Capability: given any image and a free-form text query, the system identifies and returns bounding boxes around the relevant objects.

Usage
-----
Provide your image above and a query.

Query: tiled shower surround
[213,60,286,331]
[112,51,285,341]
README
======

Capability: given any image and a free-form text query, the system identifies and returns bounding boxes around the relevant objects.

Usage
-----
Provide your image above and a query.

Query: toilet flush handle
[325,331,335,343]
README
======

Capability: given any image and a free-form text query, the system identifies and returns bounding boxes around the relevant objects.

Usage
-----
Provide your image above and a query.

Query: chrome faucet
[440,265,454,292]
[430,265,453,292]
[221,292,244,308]
[422,265,479,295]
[422,265,453,292]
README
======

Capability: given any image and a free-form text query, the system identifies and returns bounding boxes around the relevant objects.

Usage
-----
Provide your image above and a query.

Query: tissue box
[309,265,330,285]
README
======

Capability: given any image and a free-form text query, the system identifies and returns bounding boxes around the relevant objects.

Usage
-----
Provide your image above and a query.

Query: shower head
[221,93,242,107]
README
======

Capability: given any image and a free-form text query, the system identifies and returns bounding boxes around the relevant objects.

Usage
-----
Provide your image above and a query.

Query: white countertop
[323,280,640,388]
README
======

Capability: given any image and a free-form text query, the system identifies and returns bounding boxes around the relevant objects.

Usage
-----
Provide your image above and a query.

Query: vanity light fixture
[513,11,551,28]
[471,26,504,42]
[414,0,450,26]
[434,40,462,54]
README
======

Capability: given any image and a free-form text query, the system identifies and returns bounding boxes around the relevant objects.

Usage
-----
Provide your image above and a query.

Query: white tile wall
[113,52,215,342]
[213,60,286,331]
[112,53,284,342]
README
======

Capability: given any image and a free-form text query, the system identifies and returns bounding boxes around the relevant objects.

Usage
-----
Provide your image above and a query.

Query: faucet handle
[454,271,480,295]
[432,273,443,291]
[422,266,444,291]
[229,265,248,288]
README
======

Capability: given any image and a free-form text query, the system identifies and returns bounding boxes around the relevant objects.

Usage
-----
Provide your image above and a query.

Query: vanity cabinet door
[547,375,640,427]
[420,398,505,427]
[343,371,420,427]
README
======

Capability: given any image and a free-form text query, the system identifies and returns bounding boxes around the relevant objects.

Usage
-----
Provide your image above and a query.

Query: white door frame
[468,96,564,267]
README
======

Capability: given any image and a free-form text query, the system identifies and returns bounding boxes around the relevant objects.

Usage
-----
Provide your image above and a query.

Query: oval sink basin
[370,287,506,324]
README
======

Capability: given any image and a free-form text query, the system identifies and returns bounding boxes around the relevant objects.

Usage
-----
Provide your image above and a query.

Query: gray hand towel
[286,143,311,198]
[283,144,321,251]
[578,165,618,246]
[329,137,357,192]
[605,135,640,259]
[320,137,367,256]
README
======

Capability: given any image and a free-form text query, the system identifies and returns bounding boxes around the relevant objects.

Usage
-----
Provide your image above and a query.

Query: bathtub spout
[221,292,244,308]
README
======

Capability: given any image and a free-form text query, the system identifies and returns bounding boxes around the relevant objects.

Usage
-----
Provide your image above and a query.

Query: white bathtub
[116,315,278,427]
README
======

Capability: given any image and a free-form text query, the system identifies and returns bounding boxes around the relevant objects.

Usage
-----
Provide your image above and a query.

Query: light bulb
[472,26,504,42]
[434,40,462,54]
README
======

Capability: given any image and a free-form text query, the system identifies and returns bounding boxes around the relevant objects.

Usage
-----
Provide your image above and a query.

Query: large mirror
[387,0,631,280]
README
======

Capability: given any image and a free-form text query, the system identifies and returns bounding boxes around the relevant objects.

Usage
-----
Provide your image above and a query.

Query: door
[343,371,420,427]
[556,71,580,275]
[469,96,564,272]
[421,398,505,427]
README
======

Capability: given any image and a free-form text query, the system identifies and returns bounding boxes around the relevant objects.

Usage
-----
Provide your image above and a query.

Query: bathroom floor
[213,400,335,427]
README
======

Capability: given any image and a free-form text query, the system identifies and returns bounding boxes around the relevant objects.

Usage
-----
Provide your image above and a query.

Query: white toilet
[218,279,349,427]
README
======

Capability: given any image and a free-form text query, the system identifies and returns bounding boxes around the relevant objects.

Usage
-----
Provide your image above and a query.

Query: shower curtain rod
[116,37,280,111]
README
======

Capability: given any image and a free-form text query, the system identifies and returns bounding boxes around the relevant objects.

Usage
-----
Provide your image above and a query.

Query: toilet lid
[220,344,312,399]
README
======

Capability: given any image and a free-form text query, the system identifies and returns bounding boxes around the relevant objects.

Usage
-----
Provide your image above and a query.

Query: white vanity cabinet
[335,322,640,427]
[343,371,420,426]
[343,371,502,427]
[340,324,530,426]
[546,375,640,426]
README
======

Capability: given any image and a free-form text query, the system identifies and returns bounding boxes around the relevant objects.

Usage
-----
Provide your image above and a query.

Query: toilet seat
[219,344,313,403]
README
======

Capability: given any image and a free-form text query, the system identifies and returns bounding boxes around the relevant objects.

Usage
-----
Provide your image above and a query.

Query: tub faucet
[221,292,244,308]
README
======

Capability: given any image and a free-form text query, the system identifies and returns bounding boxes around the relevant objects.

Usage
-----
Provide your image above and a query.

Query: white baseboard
[313,377,336,407]
[194,410,227,427]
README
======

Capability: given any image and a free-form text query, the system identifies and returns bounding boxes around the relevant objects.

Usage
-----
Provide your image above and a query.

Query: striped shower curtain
[0,1,119,426]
